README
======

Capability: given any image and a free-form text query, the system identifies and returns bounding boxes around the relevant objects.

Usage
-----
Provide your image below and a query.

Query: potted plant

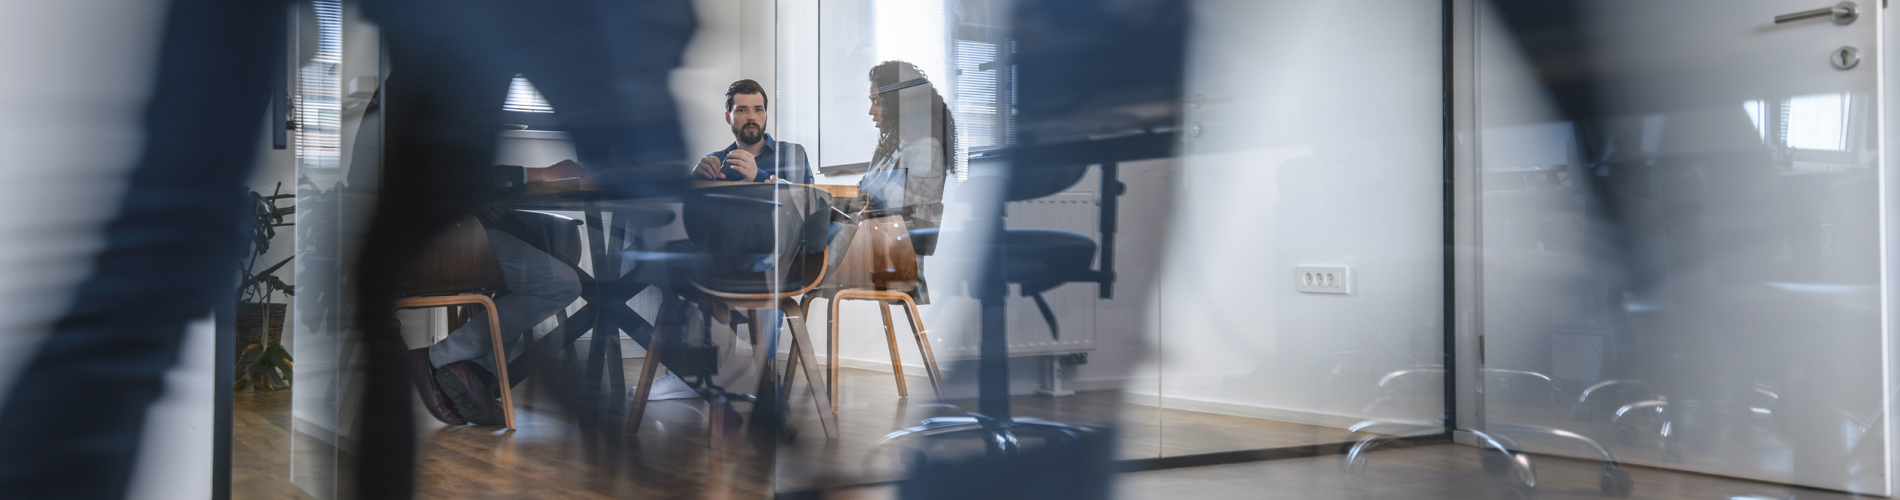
[237,183,295,391]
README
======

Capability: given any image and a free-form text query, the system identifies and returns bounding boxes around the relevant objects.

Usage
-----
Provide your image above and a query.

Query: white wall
[672,0,777,158]
[1151,0,1446,430]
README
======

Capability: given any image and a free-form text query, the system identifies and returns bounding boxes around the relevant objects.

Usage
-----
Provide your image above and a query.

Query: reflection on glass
[503,76,555,114]
[1785,93,1850,152]
[1476,1,1882,495]
[290,1,348,498]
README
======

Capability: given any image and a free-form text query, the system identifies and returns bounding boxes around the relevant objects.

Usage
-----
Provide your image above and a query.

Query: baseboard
[1161,396,1388,431]
[830,356,929,375]
[1110,393,1441,435]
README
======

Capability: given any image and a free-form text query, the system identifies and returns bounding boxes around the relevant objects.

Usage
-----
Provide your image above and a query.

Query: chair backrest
[397,215,507,296]
[683,183,833,293]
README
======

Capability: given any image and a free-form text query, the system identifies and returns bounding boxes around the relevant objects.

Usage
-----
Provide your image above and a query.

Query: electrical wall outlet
[1295,266,1352,294]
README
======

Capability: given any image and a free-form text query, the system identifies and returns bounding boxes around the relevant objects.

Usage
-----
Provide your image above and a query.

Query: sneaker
[630,370,699,401]
[435,361,507,426]
[405,348,464,425]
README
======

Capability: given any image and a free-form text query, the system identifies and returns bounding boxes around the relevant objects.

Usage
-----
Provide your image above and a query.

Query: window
[951,24,1014,157]
[294,0,342,168]
[503,76,554,114]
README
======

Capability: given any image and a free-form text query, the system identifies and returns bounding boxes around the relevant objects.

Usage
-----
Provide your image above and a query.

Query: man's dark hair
[724,79,768,112]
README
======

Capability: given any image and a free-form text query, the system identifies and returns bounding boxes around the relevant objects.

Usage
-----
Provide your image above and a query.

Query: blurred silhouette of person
[0,1,294,497]
[0,0,696,498]
[357,0,695,496]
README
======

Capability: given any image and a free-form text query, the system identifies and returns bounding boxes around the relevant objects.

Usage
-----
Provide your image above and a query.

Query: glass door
[1472,0,1883,493]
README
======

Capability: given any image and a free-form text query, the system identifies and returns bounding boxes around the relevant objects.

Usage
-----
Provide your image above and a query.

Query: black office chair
[873,1,1184,497]
[864,156,1130,474]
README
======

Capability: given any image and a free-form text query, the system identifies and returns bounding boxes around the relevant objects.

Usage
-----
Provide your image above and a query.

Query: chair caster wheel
[1612,424,1639,445]
[1599,467,1634,497]
[1481,449,1511,475]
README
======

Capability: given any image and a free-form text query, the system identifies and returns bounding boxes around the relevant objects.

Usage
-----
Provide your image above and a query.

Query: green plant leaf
[267,370,286,391]
[238,346,263,367]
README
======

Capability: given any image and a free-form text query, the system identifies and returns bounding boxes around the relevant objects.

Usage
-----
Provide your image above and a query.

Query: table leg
[582,199,617,420]
[604,207,630,395]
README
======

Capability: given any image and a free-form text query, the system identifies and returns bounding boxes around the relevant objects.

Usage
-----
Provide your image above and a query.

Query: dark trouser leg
[350,18,515,497]
[0,0,287,497]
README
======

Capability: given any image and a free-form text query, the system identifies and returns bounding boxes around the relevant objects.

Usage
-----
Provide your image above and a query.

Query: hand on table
[527,159,588,183]
[692,156,722,179]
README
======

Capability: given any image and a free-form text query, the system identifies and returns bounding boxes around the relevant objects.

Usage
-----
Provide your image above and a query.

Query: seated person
[404,160,588,426]
[860,60,950,228]
[692,79,812,183]
[634,79,814,400]
[818,60,953,301]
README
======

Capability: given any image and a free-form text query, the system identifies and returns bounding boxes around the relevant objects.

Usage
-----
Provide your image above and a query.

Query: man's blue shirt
[709,133,813,184]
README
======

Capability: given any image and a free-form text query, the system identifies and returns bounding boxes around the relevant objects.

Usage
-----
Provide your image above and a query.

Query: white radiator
[931,190,1100,359]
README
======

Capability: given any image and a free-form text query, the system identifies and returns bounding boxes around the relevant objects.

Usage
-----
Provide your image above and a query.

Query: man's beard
[735,124,763,145]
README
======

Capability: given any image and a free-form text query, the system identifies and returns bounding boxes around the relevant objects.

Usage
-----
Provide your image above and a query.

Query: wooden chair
[626,184,840,441]
[395,215,517,429]
[794,214,944,412]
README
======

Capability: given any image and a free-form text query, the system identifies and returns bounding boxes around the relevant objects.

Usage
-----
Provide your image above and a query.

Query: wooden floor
[231,390,319,500]
[232,360,1882,499]
[234,358,1354,499]
[1118,443,1870,500]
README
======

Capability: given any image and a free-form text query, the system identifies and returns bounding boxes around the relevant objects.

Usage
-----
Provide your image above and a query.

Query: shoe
[435,361,507,426]
[406,348,464,425]
[629,370,699,401]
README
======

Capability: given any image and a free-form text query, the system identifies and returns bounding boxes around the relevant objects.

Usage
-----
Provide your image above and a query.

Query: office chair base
[863,416,1101,476]
[1342,421,1633,498]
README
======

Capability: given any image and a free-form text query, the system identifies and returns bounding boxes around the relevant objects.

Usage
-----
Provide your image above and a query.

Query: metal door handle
[1776,1,1857,24]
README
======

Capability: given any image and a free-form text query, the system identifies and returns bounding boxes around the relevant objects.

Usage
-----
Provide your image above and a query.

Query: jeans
[426,229,581,375]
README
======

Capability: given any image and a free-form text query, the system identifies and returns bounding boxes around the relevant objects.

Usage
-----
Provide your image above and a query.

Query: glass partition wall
[772,0,1448,491]
[1471,1,1885,495]
[218,0,1900,497]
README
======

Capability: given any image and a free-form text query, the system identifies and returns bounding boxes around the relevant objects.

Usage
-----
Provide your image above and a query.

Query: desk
[503,177,856,422]
[689,180,859,201]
